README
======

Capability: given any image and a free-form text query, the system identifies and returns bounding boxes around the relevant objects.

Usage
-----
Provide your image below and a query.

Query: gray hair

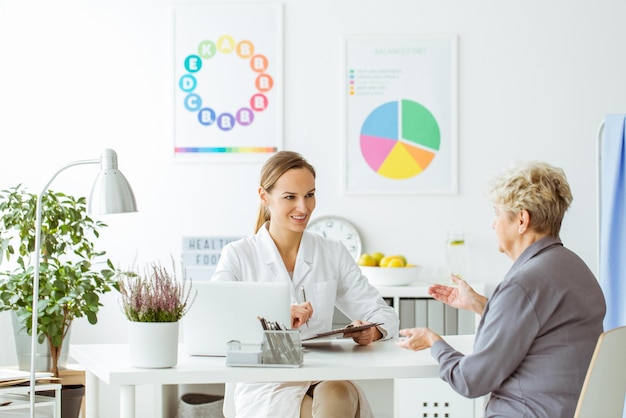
[486,161,573,236]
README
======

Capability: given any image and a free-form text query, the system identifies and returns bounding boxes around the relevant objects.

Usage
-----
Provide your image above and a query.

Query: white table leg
[162,384,179,418]
[120,385,135,418]
[54,385,61,418]
[85,371,99,418]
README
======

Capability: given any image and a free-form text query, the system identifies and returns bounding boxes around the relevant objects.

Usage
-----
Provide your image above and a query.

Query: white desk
[71,335,474,418]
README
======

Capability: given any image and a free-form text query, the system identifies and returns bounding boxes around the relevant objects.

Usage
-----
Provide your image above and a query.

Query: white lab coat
[212,223,399,418]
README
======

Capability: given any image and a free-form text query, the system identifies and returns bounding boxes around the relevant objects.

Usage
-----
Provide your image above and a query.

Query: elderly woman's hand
[428,274,488,315]
[396,327,443,351]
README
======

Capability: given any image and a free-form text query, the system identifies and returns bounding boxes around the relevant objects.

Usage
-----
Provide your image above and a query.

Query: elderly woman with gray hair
[397,161,606,418]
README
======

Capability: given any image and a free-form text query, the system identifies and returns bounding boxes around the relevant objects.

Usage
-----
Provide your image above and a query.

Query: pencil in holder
[261,330,303,367]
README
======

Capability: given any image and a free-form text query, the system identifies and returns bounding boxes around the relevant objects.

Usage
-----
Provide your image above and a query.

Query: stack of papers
[0,369,55,387]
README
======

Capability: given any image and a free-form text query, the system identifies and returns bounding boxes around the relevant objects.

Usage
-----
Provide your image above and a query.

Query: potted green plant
[116,258,195,368]
[0,184,117,416]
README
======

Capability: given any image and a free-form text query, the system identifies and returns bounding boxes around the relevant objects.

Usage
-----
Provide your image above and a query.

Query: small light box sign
[182,252,221,267]
[181,236,242,280]
[183,236,241,251]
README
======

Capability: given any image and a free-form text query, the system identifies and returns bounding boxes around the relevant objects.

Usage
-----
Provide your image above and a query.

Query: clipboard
[302,322,384,341]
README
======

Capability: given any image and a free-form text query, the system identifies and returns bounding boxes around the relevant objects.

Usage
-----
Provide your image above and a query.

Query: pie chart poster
[173,5,282,162]
[344,36,457,195]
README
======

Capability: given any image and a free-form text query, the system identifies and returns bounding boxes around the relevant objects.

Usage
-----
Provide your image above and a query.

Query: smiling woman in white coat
[212,150,399,418]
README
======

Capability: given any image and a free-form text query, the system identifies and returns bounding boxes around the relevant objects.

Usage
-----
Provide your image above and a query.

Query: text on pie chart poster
[173,5,283,162]
[344,36,458,195]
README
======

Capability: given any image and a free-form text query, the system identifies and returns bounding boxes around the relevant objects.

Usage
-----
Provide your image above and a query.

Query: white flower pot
[128,321,179,368]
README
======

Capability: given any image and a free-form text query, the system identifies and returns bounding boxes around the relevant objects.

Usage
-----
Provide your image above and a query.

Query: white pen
[300,285,309,327]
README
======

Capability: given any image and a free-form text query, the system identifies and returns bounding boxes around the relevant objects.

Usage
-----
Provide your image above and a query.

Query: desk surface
[70,335,474,386]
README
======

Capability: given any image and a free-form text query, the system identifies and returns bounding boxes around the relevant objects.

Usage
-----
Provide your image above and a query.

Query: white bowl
[359,265,421,286]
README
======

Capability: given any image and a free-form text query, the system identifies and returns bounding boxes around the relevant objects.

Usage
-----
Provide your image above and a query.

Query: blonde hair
[486,161,573,236]
[254,151,316,233]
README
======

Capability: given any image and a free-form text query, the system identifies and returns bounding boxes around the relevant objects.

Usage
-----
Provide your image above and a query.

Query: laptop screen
[182,281,291,356]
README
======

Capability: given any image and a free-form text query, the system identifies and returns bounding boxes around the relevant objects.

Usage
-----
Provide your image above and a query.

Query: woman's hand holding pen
[290,302,313,328]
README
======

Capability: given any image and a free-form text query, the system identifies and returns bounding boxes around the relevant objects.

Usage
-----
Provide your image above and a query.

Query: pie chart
[359,100,440,179]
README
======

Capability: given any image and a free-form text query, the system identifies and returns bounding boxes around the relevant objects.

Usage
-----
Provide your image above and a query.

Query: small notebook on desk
[302,322,384,341]
[0,369,55,387]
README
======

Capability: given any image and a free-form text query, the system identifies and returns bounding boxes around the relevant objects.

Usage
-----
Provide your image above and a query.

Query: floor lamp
[29,149,137,417]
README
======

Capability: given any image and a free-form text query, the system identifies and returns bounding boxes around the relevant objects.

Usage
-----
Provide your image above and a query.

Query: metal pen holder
[225,330,302,367]
[261,330,303,367]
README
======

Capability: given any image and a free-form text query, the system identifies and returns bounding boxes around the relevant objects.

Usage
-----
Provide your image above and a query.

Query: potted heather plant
[116,257,195,368]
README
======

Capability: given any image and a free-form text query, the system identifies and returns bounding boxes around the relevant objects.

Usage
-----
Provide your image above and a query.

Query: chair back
[574,325,626,417]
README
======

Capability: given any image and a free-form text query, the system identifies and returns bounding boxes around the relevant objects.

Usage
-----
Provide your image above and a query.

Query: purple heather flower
[117,258,196,323]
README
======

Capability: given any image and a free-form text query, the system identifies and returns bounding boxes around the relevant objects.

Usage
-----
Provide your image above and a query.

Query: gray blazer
[432,236,606,418]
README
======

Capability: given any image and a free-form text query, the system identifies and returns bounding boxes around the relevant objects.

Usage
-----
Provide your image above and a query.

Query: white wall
[1,0,625,415]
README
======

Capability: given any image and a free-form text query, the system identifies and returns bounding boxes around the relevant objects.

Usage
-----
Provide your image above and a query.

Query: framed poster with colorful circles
[173,4,282,162]
[343,35,458,195]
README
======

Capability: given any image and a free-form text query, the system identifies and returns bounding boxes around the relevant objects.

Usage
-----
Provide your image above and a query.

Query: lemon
[387,258,405,268]
[379,256,392,267]
[391,254,407,265]
[358,253,376,267]
[380,255,405,267]
[370,252,384,266]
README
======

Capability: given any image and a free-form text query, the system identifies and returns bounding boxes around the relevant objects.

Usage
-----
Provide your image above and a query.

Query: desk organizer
[226,330,303,368]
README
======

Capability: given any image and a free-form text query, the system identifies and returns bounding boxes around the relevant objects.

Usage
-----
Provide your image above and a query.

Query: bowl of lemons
[358,253,420,286]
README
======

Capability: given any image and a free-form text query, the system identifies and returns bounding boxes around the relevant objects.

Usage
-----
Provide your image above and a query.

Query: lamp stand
[28,150,136,418]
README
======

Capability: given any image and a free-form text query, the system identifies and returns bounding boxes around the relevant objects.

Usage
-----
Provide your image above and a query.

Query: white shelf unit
[0,383,61,418]
[333,283,485,334]
[376,283,485,334]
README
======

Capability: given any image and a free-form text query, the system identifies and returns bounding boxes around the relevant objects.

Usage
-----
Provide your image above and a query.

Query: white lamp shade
[88,149,137,215]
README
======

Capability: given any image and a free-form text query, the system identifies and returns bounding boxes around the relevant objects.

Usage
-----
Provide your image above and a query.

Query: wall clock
[307,215,362,260]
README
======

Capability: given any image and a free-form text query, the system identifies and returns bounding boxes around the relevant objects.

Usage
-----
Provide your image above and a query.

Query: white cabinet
[0,383,61,417]
[395,378,477,418]
[333,283,483,334]
[374,283,485,333]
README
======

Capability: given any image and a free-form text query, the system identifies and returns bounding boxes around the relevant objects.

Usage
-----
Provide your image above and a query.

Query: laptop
[182,281,292,356]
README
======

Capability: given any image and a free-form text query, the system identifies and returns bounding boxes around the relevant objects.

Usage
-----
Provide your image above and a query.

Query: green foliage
[0,184,117,373]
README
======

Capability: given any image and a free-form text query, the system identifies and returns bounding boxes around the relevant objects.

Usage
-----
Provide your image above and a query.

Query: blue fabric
[599,114,626,330]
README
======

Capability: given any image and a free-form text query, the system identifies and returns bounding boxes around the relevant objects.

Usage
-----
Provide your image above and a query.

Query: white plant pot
[128,321,179,368]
